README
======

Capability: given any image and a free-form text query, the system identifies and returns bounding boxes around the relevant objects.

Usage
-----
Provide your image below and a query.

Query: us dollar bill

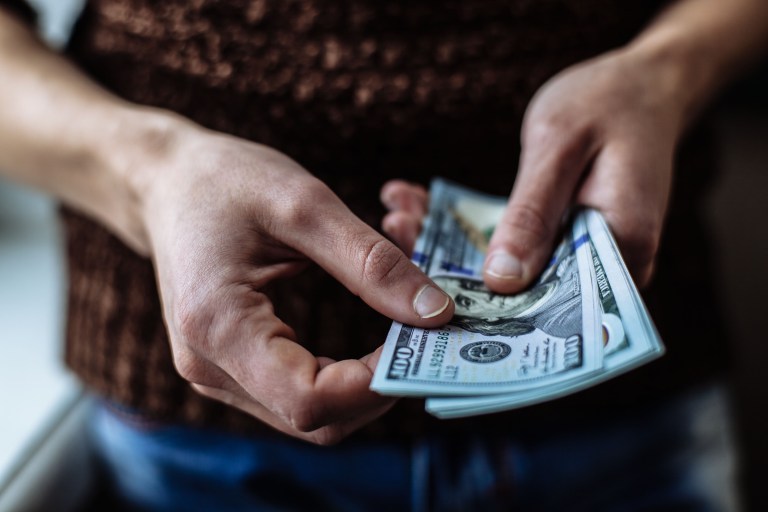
[370,179,665,417]
[426,212,665,417]
[370,179,603,396]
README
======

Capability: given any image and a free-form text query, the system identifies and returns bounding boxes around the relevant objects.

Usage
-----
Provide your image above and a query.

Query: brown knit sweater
[4,0,725,439]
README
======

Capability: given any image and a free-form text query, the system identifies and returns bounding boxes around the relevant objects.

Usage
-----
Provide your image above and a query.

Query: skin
[382,0,768,294]
[0,8,456,446]
[2,0,768,445]
[433,276,554,321]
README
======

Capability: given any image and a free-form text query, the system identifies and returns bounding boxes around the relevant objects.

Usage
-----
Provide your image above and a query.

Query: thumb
[284,189,454,327]
[484,129,594,293]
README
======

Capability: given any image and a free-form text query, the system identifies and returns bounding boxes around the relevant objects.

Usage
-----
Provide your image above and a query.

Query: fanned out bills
[370,179,664,418]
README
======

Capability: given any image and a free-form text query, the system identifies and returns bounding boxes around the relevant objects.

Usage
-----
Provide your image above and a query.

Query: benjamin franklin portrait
[433,246,582,338]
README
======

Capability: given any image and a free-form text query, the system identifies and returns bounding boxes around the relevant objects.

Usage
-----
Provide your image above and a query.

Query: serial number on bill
[426,331,459,380]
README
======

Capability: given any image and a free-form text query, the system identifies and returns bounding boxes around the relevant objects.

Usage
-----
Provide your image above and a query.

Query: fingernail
[485,251,522,279]
[413,285,451,319]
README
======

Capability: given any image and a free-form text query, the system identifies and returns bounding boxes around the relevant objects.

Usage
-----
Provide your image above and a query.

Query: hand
[380,180,429,256]
[483,48,687,292]
[132,125,454,445]
[382,48,688,291]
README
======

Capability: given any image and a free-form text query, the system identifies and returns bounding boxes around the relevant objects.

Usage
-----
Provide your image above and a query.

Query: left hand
[382,47,688,290]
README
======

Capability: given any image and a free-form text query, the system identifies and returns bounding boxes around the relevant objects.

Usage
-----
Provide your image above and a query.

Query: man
[1,0,765,509]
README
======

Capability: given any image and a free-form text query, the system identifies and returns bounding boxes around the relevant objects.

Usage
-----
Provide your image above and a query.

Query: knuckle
[191,383,238,408]
[173,287,256,358]
[523,117,593,171]
[359,238,408,289]
[498,203,552,252]
[172,349,211,385]
[285,398,323,433]
[309,426,345,446]
[190,383,216,399]
[173,293,212,347]
[274,178,334,229]
[171,292,237,383]
[524,115,562,147]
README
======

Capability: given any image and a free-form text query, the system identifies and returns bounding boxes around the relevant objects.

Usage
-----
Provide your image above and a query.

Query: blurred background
[0,0,766,510]
[708,74,768,510]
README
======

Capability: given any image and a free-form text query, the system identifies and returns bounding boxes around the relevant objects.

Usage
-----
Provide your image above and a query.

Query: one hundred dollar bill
[370,179,665,417]
[426,211,665,417]
[371,179,603,396]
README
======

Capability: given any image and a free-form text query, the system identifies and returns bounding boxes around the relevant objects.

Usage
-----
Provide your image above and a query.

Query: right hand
[125,121,454,445]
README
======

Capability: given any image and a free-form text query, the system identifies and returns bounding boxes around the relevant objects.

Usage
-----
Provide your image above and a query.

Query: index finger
[280,182,454,326]
[484,127,597,293]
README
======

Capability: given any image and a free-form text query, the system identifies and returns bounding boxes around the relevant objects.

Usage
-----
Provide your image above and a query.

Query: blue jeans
[90,384,738,512]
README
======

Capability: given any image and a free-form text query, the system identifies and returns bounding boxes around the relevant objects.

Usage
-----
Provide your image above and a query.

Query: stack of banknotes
[371,179,664,418]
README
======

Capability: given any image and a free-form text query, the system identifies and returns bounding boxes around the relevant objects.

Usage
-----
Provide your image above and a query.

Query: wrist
[621,38,714,129]
[92,105,203,255]
[625,0,768,129]
[105,106,199,193]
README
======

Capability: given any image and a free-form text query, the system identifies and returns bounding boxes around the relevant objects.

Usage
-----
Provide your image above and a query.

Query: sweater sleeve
[0,0,37,28]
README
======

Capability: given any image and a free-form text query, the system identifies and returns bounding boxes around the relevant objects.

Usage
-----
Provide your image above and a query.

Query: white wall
[0,0,84,492]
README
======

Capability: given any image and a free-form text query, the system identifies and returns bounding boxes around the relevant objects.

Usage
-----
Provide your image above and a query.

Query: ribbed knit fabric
[5,0,726,438]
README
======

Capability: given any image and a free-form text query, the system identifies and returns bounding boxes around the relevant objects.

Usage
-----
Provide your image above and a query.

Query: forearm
[0,9,193,253]
[627,0,768,124]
